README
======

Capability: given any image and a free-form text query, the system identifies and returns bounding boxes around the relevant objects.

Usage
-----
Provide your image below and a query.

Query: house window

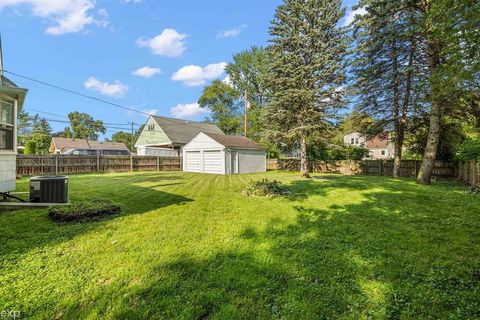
[0,98,14,150]
[355,138,359,145]
[381,150,386,156]
[350,138,355,144]
[148,124,155,131]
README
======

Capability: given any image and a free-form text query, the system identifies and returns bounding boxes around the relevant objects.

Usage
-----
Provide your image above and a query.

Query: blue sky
[0,0,358,138]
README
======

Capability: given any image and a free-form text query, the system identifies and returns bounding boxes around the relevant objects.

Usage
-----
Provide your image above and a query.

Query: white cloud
[217,24,246,38]
[142,109,158,116]
[0,0,108,35]
[132,66,161,78]
[343,7,367,27]
[136,28,187,57]
[223,75,232,86]
[170,103,208,119]
[171,62,227,86]
[84,77,129,98]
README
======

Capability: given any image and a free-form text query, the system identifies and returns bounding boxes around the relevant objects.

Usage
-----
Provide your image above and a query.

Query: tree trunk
[300,132,309,178]
[417,30,443,185]
[393,141,403,178]
[393,37,415,178]
[391,39,401,178]
[416,100,441,184]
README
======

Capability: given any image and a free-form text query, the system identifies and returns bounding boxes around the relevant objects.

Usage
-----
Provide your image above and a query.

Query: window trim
[0,93,17,153]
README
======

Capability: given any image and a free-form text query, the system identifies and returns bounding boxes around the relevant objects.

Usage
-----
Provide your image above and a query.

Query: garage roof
[203,132,265,150]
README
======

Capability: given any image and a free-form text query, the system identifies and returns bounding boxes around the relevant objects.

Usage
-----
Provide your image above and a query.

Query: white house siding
[137,146,177,157]
[0,154,16,192]
[343,132,366,147]
[183,133,224,151]
[369,146,394,160]
[236,149,266,174]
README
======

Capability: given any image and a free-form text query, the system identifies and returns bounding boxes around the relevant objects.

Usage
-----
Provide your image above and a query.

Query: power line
[4,69,152,116]
[7,69,219,133]
[26,108,141,127]
[42,118,138,131]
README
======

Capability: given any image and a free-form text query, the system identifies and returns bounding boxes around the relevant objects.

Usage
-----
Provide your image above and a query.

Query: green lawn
[1,171,479,319]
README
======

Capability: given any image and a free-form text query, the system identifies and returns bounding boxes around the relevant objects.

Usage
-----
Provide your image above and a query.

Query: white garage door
[203,150,223,174]
[185,151,201,172]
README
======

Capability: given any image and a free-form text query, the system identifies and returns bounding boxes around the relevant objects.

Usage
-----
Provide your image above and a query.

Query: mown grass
[0,171,479,319]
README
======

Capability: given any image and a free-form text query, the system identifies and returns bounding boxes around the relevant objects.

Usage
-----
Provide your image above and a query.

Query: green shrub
[455,138,480,161]
[49,199,121,222]
[242,179,289,197]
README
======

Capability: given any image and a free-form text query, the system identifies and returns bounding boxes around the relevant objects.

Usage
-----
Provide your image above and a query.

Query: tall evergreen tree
[351,0,426,177]
[265,0,349,177]
[416,0,480,184]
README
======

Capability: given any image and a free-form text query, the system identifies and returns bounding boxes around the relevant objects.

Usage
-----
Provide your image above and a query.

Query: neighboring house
[49,137,130,155]
[344,132,394,159]
[0,43,28,193]
[343,132,366,147]
[183,132,266,174]
[135,115,223,156]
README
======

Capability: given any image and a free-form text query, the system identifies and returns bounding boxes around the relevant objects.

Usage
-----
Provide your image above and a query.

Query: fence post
[130,155,133,172]
[379,161,384,176]
[157,156,160,171]
[55,155,59,175]
[96,155,100,172]
[473,161,477,186]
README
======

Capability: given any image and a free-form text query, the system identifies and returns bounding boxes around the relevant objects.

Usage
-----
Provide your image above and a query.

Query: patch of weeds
[49,199,121,222]
[242,179,290,197]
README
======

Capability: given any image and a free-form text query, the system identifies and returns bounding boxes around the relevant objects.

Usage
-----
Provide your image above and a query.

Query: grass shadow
[0,172,193,261]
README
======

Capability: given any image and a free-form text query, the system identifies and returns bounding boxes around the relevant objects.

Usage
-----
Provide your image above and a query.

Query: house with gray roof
[49,137,130,155]
[134,115,223,156]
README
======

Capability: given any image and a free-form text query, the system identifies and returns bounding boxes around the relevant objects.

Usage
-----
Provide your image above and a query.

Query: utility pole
[128,121,136,151]
[244,89,248,137]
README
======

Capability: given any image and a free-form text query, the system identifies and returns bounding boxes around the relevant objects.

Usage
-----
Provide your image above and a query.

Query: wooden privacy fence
[457,160,480,187]
[267,158,457,178]
[16,155,181,177]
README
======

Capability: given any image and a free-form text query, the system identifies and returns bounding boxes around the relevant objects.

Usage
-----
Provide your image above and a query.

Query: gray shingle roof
[51,137,90,150]
[153,116,223,144]
[51,138,129,151]
[88,140,130,151]
[203,132,265,150]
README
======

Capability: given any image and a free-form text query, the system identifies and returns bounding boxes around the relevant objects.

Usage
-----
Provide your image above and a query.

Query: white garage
[183,132,266,174]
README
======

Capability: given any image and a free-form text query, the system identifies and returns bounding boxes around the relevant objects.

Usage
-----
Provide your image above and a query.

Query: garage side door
[185,151,201,172]
[203,150,223,174]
